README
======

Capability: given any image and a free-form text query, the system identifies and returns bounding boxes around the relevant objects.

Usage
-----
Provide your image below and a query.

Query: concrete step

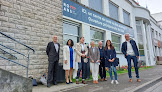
[0,68,32,92]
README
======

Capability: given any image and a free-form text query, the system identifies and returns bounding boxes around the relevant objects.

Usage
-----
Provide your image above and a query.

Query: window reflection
[63,23,79,46]
[90,29,104,47]
[111,34,121,52]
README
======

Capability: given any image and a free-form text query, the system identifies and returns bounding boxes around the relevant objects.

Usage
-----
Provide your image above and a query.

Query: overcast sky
[135,0,162,14]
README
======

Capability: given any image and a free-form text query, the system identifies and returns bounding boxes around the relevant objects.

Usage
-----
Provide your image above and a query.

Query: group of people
[46,34,141,88]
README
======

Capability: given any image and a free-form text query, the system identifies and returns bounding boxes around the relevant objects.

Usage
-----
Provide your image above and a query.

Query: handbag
[110,49,119,66]
[137,60,142,69]
[33,79,37,86]
[29,76,37,86]
[115,57,119,65]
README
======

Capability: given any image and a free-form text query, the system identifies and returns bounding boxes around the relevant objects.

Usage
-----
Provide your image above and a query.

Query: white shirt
[126,41,135,56]
[92,47,95,53]
[81,43,84,51]
[53,42,59,52]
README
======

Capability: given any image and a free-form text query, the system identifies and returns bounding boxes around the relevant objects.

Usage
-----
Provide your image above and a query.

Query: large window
[111,34,121,52]
[89,0,103,13]
[90,28,104,46]
[109,1,119,21]
[136,20,145,56]
[123,10,130,26]
[63,21,80,45]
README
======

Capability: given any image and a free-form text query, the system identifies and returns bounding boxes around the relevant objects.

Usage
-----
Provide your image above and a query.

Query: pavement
[143,81,162,92]
[32,65,162,92]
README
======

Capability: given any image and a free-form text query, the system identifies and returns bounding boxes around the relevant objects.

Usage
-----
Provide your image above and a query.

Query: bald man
[121,34,141,83]
[46,36,60,87]
[98,41,107,81]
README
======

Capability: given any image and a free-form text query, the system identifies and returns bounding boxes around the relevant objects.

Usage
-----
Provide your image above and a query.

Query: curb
[58,84,88,92]
[128,76,162,92]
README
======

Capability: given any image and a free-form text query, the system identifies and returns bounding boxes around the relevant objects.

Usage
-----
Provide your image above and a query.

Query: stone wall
[0,0,63,79]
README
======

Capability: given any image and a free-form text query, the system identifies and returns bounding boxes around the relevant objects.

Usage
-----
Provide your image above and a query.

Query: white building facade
[62,0,162,66]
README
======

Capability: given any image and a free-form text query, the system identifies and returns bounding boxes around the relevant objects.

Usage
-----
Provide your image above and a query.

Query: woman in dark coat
[104,40,119,84]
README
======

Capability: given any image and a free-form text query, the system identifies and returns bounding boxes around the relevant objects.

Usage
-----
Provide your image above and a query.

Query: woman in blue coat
[104,40,119,84]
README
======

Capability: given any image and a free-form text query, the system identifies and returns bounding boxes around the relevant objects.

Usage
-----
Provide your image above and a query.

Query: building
[0,0,162,79]
[63,0,162,66]
[151,12,162,61]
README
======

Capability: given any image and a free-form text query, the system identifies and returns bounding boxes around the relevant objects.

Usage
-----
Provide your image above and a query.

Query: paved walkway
[144,81,162,92]
[33,65,162,92]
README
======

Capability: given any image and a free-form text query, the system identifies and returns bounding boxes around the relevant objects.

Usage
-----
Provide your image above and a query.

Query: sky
[135,0,162,14]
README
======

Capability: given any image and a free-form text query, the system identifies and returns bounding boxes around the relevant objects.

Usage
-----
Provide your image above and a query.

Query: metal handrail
[0,48,17,59]
[0,43,26,57]
[0,32,35,53]
[0,31,35,77]
[0,56,27,68]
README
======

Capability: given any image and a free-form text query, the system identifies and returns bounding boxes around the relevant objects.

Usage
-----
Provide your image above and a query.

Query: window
[111,34,121,52]
[156,31,158,36]
[74,0,80,3]
[109,1,119,20]
[89,0,103,13]
[123,10,130,26]
[90,28,104,46]
[63,21,80,46]
[159,33,161,40]
[151,28,154,39]
[136,20,144,56]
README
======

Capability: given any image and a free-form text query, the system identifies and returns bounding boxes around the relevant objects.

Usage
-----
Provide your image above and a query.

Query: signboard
[63,0,134,37]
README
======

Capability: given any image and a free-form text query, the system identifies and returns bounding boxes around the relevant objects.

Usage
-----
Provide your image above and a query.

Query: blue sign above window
[63,0,134,37]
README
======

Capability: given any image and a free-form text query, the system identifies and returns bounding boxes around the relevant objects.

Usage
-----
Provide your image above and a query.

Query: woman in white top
[63,39,75,84]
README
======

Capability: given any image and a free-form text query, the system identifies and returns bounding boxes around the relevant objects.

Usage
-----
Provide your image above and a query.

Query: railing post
[27,50,30,78]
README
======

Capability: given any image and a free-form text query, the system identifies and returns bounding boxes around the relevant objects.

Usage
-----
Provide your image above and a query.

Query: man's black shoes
[47,83,51,88]
[53,82,57,85]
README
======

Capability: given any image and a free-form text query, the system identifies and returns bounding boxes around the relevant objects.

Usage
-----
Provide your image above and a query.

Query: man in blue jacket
[121,33,141,83]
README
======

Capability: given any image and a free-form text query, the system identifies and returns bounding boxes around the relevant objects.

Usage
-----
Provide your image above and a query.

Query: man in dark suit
[98,41,107,81]
[46,36,60,87]
[121,33,141,83]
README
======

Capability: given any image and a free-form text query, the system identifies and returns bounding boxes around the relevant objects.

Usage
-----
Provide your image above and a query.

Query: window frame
[111,33,121,52]
[151,28,154,39]
[136,20,145,56]
[123,9,130,26]
[89,0,103,13]
[63,21,80,46]
[90,27,105,46]
[109,1,119,21]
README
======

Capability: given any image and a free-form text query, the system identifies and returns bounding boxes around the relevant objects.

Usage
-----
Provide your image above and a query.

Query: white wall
[80,0,89,6]
[103,0,109,16]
